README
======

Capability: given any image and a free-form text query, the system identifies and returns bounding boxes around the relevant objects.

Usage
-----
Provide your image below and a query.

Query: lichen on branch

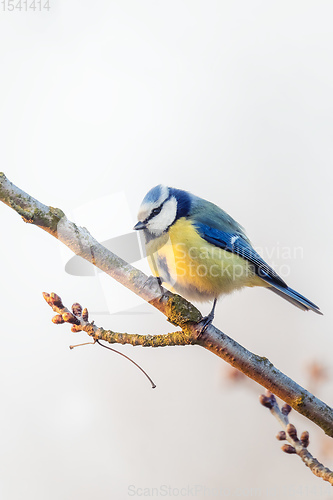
[43,292,196,347]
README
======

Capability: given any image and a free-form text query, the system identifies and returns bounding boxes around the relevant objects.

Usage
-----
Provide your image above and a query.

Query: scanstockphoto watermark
[128,485,235,497]
[1,0,51,11]
[128,484,326,497]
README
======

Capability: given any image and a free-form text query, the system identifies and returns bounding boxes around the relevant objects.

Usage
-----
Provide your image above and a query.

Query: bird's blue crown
[143,185,191,222]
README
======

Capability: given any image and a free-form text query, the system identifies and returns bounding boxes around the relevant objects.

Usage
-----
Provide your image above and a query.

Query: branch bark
[1,172,333,438]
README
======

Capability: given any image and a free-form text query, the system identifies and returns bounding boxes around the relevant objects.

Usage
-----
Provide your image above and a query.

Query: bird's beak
[133,221,147,230]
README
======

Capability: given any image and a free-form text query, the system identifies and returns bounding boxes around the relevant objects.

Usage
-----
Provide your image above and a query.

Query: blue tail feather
[261,275,322,315]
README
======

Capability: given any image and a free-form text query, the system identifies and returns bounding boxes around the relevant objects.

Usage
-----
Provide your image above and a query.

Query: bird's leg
[155,276,173,302]
[197,298,217,334]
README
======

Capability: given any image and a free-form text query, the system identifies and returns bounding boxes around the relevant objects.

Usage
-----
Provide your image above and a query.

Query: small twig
[69,340,97,349]
[43,292,195,348]
[43,293,156,389]
[260,391,333,485]
[95,340,156,389]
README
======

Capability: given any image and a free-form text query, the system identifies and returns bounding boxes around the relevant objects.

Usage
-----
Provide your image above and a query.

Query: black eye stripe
[144,204,163,223]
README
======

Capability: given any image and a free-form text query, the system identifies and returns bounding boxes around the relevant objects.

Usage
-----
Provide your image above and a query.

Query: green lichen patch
[166,294,202,327]
[48,207,66,231]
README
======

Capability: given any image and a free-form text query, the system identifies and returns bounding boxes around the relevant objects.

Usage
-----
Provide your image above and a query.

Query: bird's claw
[197,313,214,335]
[197,298,217,335]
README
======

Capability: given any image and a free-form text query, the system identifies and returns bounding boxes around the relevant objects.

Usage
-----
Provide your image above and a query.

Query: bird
[133,185,322,328]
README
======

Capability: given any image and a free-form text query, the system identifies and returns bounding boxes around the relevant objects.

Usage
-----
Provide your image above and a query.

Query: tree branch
[260,392,333,485]
[43,292,194,347]
[1,172,333,439]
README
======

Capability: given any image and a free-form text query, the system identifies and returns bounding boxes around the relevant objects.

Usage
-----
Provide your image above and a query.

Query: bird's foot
[197,312,215,335]
[197,298,217,335]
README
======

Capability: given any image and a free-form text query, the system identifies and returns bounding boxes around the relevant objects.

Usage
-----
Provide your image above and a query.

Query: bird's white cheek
[148,197,177,235]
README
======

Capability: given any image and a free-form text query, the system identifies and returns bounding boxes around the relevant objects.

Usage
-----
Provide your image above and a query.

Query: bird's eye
[151,206,162,217]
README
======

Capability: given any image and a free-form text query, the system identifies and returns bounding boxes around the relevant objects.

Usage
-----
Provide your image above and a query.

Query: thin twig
[260,392,333,485]
[95,340,156,389]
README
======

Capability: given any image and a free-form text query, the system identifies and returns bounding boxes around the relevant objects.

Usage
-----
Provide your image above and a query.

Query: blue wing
[194,222,287,288]
[194,222,322,314]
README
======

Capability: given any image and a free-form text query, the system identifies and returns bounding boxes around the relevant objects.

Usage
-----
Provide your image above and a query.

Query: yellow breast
[145,218,265,301]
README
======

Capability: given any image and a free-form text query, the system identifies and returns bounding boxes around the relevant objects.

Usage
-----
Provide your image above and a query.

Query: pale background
[1,1,333,499]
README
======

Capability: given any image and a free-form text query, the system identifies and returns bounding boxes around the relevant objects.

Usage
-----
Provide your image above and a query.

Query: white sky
[1,1,333,499]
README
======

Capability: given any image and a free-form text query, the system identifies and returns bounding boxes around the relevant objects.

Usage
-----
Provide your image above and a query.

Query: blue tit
[133,185,321,325]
